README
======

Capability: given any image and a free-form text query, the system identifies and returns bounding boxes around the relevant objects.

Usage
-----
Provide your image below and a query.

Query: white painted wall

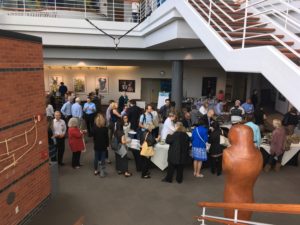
[45,63,226,105]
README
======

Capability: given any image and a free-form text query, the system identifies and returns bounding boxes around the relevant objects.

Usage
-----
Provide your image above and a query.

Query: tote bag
[140,133,155,157]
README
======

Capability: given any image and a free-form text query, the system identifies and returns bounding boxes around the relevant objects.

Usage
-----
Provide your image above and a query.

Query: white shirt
[161,118,176,140]
[53,119,66,136]
[46,104,54,118]
[199,105,208,115]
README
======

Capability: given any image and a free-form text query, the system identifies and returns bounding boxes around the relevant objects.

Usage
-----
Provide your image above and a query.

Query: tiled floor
[26,138,300,225]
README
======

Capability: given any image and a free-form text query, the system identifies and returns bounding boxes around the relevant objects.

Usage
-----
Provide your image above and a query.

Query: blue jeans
[94,151,106,171]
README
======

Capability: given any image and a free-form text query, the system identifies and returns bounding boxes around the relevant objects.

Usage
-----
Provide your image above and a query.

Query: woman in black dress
[209,122,225,176]
[113,121,132,177]
[162,122,190,183]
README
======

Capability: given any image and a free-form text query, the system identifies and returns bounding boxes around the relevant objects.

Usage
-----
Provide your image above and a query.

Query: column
[171,60,183,111]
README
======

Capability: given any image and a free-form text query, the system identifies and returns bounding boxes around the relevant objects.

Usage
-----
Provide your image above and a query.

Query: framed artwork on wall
[49,75,63,93]
[73,76,85,93]
[119,80,135,93]
[96,77,109,93]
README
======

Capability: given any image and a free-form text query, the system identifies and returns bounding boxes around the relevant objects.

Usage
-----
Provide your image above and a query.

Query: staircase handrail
[199,202,300,214]
[253,0,300,32]
[189,0,300,58]
[196,202,300,225]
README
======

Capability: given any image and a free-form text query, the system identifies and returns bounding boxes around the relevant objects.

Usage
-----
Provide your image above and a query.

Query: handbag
[140,132,155,157]
[117,144,128,158]
[111,136,119,151]
[220,130,230,147]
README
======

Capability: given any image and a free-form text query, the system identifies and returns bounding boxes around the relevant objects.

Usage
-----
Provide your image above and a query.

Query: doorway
[141,78,171,104]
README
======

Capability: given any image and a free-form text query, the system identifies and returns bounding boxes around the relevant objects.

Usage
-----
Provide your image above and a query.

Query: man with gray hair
[53,111,66,166]
[71,97,83,126]
[230,100,245,124]
[61,96,72,125]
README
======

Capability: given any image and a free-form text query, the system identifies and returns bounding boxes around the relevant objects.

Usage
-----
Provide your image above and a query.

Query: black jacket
[166,131,190,165]
[201,114,214,130]
[93,126,109,151]
[209,128,224,156]
[127,105,142,131]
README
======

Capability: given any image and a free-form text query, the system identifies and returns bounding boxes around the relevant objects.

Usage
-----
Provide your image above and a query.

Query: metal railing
[188,0,300,59]
[0,0,167,22]
[196,202,300,225]
[253,0,300,34]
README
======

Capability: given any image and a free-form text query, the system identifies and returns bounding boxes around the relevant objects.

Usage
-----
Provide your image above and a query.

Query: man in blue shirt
[71,97,83,127]
[245,115,261,148]
[83,97,96,137]
[61,96,72,125]
[242,98,254,115]
[139,105,154,132]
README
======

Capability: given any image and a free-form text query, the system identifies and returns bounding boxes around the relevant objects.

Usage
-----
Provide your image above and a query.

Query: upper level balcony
[0,0,167,22]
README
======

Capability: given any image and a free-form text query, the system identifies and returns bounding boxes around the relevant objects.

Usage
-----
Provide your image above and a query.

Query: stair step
[227,39,294,46]
[279,48,300,53]
[191,0,240,8]
[283,53,300,59]
[193,6,252,16]
[213,25,273,32]
[208,14,260,21]
[219,32,284,39]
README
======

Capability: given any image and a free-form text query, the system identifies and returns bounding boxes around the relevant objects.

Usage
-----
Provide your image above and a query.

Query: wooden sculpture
[223,124,263,220]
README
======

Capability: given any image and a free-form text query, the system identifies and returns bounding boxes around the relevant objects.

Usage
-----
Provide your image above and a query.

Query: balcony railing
[0,0,167,22]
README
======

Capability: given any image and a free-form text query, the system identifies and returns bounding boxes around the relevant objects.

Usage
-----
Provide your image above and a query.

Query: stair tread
[195,7,253,16]
[280,48,300,53]
[219,32,284,38]
[203,13,260,21]
[227,39,294,46]
[213,25,274,32]
[219,32,284,39]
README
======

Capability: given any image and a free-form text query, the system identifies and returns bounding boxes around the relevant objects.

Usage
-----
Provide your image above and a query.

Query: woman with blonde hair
[162,122,190,183]
[68,118,86,169]
[264,119,286,172]
[93,114,109,177]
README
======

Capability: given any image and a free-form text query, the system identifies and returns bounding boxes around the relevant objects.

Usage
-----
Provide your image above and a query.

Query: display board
[157,92,170,109]
[136,101,146,109]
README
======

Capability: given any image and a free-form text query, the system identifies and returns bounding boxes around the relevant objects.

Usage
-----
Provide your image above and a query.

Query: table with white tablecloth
[151,143,170,171]
[260,143,300,166]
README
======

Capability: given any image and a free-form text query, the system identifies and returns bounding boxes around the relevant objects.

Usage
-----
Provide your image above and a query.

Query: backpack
[231,106,242,116]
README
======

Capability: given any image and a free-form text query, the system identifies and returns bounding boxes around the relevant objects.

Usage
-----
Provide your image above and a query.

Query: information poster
[157,92,170,109]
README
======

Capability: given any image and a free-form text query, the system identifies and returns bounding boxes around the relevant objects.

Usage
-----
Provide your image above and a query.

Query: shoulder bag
[140,132,155,157]
[196,128,211,151]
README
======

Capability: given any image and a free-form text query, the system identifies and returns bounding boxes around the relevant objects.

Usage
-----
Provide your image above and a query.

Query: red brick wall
[0,31,50,225]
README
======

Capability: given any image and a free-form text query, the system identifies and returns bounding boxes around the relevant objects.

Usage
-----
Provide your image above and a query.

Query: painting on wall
[96,77,109,93]
[119,80,135,93]
[49,75,63,93]
[73,76,85,93]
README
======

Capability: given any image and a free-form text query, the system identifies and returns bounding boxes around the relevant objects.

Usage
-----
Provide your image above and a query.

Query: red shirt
[68,127,84,152]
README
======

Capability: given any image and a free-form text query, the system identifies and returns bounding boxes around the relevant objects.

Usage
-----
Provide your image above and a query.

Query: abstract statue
[223,124,263,220]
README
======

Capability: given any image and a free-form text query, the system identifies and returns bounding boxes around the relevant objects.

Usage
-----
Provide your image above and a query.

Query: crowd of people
[46,85,300,183]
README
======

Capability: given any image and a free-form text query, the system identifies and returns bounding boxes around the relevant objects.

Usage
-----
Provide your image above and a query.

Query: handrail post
[208,0,212,25]
[23,0,25,14]
[234,209,239,223]
[201,207,206,225]
[54,0,57,13]
[242,0,249,48]
[113,0,115,21]
[285,0,289,29]
[84,0,87,18]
